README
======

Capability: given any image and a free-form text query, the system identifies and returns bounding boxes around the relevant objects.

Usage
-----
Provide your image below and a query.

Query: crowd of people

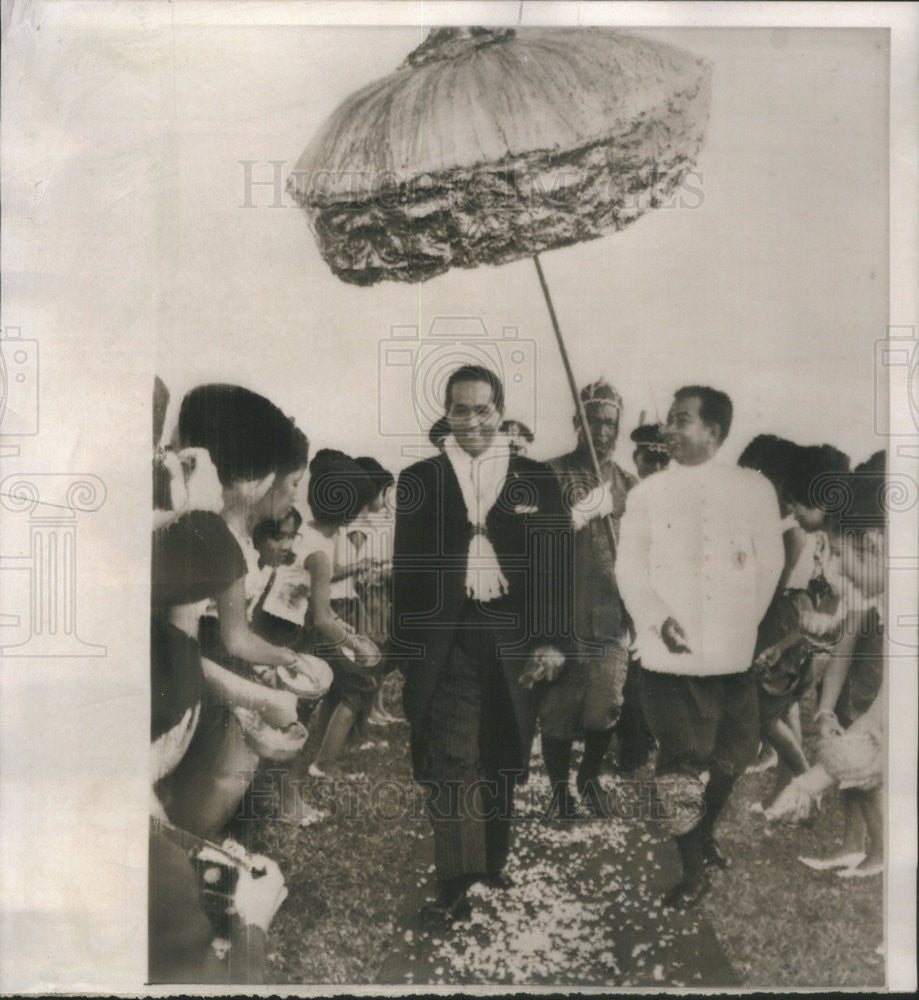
[149,367,887,982]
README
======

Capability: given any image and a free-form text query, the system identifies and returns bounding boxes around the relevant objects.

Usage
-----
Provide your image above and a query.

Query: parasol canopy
[289,27,711,286]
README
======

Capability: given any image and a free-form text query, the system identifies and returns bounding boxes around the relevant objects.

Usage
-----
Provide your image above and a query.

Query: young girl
[739,436,850,811]
[296,449,381,779]
[348,457,398,726]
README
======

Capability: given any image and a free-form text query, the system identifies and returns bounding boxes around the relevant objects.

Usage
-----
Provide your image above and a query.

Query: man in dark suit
[392,365,572,925]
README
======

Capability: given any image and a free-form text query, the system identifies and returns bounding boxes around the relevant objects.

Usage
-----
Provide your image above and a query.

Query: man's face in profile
[447,379,502,458]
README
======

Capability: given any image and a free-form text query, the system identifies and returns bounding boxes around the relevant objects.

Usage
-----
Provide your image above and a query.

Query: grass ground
[226,675,884,988]
[698,684,884,988]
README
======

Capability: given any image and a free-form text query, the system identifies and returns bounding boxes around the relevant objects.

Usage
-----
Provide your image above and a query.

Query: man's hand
[660,617,691,654]
[519,645,566,689]
[570,482,614,531]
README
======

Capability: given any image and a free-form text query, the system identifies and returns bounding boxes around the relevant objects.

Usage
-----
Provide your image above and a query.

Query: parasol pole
[532,253,618,558]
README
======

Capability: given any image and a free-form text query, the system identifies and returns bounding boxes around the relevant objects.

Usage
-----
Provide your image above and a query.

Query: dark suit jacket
[391,451,574,771]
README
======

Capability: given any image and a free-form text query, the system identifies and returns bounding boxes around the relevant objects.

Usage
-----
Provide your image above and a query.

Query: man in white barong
[618,385,784,907]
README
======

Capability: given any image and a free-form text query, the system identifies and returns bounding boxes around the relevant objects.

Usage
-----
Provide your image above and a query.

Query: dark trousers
[639,667,760,779]
[614,655,656,772]
[639,667,759,877]
[418,614,523,884]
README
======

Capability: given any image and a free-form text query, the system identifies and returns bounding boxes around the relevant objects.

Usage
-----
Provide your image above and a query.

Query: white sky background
[8,19,886,478]
[1,3,915,993]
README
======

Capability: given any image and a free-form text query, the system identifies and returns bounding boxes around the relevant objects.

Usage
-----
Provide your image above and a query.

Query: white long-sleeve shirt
[617,459,784,676]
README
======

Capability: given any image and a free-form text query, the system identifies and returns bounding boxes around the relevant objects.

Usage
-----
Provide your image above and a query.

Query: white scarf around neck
[443,433,511,602]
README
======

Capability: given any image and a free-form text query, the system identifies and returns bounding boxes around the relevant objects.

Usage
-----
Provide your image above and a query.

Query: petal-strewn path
[377,761,738,987]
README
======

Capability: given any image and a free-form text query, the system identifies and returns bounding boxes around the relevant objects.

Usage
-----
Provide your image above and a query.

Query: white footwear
[279,797,330,827]
[798,851,866,871]
[298,804,330,827]
[837,860,883,878]
[308,763,366,781]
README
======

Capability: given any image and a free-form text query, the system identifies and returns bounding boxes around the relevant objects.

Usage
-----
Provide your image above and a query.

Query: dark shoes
[419,868,515,927]
[547,782,613,820]
[547,786,581,821]
[662,869,711,909]
[482,870,514,891]
[702,836,731,871]
[577,778,611,818]
[419,888,472,928]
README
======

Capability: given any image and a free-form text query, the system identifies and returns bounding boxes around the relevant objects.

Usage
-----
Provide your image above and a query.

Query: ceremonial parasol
[289,26,711,552]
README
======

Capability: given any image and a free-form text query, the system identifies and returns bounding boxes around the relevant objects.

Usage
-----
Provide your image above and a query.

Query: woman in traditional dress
[767,453,886,878]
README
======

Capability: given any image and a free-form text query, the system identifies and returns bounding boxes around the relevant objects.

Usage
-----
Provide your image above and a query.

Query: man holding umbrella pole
[539,378,636,818]
[391,364,573,926]
[617,386,784,907]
